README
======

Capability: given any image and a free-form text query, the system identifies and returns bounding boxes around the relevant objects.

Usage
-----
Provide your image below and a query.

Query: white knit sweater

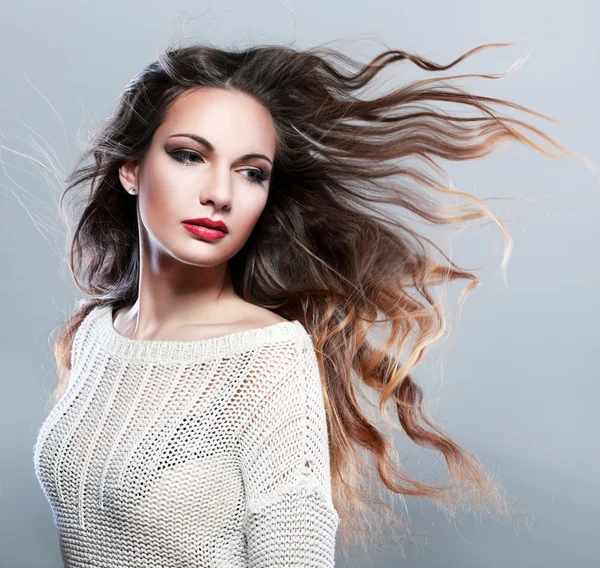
[33,304,339,567]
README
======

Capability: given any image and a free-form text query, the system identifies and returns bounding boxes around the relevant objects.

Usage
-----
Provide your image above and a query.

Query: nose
[199,166,233,211]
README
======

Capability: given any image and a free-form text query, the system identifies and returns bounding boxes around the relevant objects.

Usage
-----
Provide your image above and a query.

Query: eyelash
[168,149,269,185]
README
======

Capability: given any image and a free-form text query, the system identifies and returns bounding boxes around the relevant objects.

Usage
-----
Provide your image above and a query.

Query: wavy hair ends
[51,38,585,558]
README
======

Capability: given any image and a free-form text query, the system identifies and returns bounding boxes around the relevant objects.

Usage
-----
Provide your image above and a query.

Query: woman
[32,40,580,566]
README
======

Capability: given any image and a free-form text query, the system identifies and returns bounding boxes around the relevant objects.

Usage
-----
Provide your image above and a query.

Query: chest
[33,350,248,531]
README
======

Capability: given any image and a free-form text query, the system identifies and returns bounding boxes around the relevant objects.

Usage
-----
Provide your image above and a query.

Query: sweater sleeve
[238,341,339,567]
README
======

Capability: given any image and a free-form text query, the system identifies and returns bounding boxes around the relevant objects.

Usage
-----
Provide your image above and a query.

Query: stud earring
[127,185,137,195]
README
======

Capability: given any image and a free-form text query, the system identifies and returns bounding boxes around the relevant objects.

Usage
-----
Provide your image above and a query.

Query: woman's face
[119,87,278,268]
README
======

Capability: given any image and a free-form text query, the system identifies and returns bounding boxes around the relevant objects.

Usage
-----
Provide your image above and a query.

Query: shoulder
[239,304,289,328]
[221,300,289,331]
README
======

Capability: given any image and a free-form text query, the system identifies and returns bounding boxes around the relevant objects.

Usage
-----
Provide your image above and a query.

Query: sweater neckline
[90,304,308,362]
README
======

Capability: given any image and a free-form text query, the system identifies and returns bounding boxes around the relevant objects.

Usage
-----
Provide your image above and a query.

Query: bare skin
[115,86,286,342]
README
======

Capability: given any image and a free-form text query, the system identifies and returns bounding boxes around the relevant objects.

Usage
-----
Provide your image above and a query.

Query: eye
[169,149,203,165]
[168,149,270,185]
[243,169,269,185]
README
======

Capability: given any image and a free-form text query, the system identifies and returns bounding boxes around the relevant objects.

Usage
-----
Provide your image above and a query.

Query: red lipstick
[181,217,228,240]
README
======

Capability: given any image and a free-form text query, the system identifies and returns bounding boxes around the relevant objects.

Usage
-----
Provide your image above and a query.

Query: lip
[181,217,228,233]
[181,223,227,240]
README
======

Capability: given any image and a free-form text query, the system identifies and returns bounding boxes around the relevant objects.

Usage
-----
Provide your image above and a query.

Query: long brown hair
[50,39,584,558]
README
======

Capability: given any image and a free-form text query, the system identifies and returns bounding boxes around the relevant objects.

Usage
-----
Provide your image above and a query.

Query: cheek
[238,209,263,233]
[220,211,263,257]
[233,193,268,236]
[138,160,188,224]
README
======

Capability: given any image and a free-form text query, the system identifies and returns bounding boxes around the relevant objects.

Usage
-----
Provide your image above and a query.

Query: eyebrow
[167,133,273,165]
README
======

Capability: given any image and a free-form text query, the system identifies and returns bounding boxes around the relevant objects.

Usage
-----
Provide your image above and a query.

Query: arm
[238,341,339,567]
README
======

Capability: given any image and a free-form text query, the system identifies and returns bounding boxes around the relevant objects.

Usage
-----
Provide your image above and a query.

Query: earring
[127,185,137,195]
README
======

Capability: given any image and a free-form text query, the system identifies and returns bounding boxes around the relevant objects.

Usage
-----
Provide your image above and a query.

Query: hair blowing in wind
[49,39,587,558]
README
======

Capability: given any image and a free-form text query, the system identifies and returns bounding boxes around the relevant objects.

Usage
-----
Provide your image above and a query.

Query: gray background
[1,1,598,566]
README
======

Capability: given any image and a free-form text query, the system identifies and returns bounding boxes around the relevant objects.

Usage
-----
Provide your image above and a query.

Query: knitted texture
[33,305,339,567]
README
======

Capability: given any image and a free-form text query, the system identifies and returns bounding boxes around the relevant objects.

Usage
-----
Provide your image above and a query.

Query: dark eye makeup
[167,149,270,185]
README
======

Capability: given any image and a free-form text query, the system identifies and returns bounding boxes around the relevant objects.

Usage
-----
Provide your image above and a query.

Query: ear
[118,161,139,192]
